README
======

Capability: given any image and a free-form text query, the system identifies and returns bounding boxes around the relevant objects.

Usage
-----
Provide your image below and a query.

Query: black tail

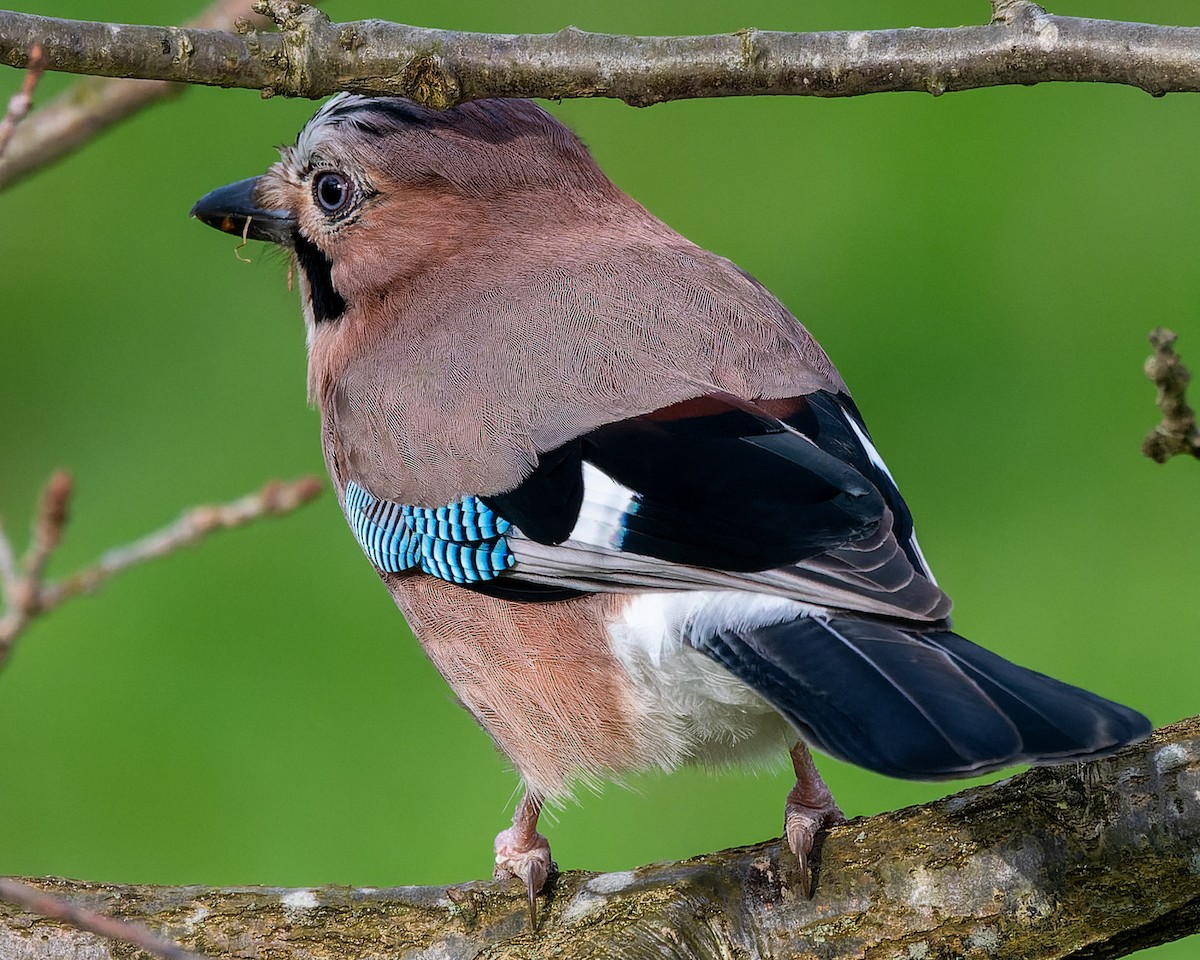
[699,615,1151,780]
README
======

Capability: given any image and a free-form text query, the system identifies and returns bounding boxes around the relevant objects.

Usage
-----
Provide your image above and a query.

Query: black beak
[190,176,295,244]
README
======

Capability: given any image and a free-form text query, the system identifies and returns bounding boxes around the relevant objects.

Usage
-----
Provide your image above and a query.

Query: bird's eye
[313,171,352,216]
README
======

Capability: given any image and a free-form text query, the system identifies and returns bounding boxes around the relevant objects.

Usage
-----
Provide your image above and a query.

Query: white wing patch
[842,409,896,486]
[567,461,636,549]
[841,408,939,586]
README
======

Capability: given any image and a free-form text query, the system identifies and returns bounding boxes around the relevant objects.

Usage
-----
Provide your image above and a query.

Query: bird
[192,94,1151,921]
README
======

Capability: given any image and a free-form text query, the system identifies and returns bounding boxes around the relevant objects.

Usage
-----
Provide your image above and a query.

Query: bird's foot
[494,826,554,923]
[494,791,554,927]
[785,741,845,898]
[784,795,845,898]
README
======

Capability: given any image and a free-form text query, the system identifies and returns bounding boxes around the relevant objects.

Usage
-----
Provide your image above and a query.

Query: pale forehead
[299,93,354,144]
[290,94,432,167]
[291,95,564,159]
[293,93,354,160]
[281,95,598,196]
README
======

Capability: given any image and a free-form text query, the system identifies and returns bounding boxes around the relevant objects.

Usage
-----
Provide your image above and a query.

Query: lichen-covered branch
[2,715,1198,959]
[1142,327,1200,463]
[0,473,322,667]
[3,1,1200,116]
[0,879,208,960]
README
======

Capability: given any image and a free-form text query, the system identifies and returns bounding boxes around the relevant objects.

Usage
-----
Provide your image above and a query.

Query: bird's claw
[794,848,811,899]
[785,798,845,899]
[524,856,547,925]
[494,827,554,927]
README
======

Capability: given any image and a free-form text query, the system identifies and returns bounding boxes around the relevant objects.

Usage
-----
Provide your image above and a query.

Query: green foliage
[1,2,1196,957]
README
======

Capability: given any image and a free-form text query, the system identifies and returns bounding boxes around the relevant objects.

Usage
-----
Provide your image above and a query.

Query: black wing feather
[483,439,583,545]
[490,402,886,573]
[698,615,1151,779]
[785,393,924,575]
[472,391,1150,770]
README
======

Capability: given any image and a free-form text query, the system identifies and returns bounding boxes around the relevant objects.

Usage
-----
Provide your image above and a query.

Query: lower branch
[2,716,1197,959]
[0,879,206,960]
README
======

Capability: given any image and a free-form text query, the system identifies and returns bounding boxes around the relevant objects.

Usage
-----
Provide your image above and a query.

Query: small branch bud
[1141,327,1200,463]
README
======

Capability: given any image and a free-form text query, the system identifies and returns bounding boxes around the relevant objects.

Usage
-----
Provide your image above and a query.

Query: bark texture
[2,716,1198,959]
[3,3,1200,108]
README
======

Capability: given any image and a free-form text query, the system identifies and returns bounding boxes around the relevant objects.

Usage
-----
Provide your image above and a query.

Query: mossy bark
[3,717,1198,959]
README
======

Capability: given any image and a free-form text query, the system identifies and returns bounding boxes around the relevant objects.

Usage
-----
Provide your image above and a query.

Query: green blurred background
[1,1,1197,955]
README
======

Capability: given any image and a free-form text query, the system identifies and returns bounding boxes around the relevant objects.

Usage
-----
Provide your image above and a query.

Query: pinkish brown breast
[382,572,648,798]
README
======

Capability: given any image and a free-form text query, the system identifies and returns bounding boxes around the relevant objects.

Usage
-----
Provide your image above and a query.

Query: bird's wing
[497,390,951,621]
[492,409,1153,775]
[343,389,952,622]
[688,607,1151,778]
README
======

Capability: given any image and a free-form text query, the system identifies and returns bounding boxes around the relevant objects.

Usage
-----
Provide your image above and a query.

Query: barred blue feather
[343,480,514,584]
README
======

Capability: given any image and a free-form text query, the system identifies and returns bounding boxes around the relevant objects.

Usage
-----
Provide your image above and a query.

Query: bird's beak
[190,176,295,244]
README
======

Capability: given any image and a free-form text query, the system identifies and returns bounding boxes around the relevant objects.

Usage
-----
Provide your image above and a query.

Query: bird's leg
[493,790,554,925]
[784,741,845,898]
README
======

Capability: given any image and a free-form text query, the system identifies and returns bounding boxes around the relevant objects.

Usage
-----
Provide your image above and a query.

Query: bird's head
[192,94,622,340]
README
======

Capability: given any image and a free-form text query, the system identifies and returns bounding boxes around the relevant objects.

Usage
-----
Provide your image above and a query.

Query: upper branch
[3,2,1200,106]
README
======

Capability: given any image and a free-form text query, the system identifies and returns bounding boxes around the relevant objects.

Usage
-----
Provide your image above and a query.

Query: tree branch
[3,2,1200,111]
[0,473,323,668]
[1,715,1197,959]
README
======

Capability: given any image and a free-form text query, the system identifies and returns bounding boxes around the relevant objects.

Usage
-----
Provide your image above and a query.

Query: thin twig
[0,41,45,160]
[1141,327,1200,463]
[0,474,322,667]
[0,0,285,190]
[0,521,18,597]
[0,471,72,651]
[22,469,70,584]
[0,878,210,960]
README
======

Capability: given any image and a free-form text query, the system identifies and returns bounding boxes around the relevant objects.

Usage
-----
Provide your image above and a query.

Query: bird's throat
[293,231,346,325]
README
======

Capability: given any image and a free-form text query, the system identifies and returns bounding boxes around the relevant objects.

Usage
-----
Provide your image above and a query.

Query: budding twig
[0,473,322,667]
[0,41,46,160]
[1141,327,1200,463]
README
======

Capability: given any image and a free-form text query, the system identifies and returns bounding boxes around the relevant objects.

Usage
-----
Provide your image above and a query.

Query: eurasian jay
[192,94,1150,917]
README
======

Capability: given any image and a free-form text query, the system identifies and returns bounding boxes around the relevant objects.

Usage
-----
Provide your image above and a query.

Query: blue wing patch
[343,480,514,584]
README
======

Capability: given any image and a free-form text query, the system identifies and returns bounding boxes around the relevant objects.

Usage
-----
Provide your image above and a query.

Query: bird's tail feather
[701,615,1151,780]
